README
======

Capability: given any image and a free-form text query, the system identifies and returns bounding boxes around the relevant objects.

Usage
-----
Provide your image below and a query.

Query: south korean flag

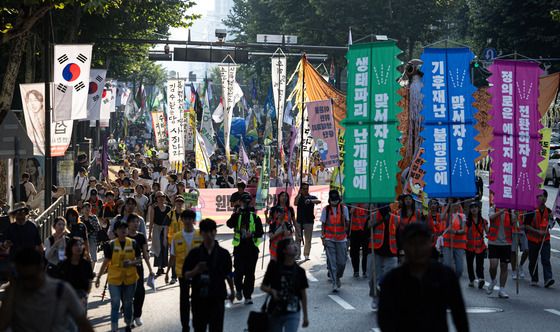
[86,69,107,121]
[53,44,93,121]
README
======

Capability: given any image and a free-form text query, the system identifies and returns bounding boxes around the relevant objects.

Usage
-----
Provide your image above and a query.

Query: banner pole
[299,55,306,187]
[44,12,53,210]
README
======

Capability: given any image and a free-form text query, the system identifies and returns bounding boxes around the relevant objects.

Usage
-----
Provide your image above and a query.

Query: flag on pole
[218,63,244,162]
[212,99,224,123]
[272,53,287,155]
[348,27,353,46]
[195,130,211,174]
[53,44,93,121]
[200,91,216,156]
[238,141,251,182]
[86,69,107,121]
[256,146,271,210]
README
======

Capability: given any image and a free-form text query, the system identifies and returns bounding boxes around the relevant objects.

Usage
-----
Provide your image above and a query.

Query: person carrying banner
[427,199,444,260]
[226,192,264,304]
[441,199,467,278]
[465,201,487,289]
[396,194,423,257]
[349,203,369,278]
[486,207,513,298]
[268,192,295,260]
[321,190,349,292]
[524,190,556,288]
[295,183,321,261]
[511,210,529,280]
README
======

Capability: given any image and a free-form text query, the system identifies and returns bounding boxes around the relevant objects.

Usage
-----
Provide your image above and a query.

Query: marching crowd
[0,144,559,332]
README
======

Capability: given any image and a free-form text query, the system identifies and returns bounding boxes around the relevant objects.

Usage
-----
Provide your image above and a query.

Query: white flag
[212,100,224,123]
[219,63,242,162]
[201,92,216,156]
[53,44,93,121]
[272,55,287,153]
[86,69,107,121]
[109,81,117,112]
[100,85,112,120]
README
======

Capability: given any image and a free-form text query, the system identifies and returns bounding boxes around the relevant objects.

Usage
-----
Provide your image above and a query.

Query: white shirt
[316,169,331,185]
[170,230,195,255]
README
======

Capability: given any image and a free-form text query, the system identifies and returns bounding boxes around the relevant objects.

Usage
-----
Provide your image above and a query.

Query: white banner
[86,69,107,121]
[109,81,117,112]
[201,91,216,156]
[166,79,185,166]
[301,107,313,179]
[218,63,242,162]
[184,109,195,152]
[272,55,287,152]
[100,85,112,120]
[195,130,211,174]
[151,111,167,149]
[53,44,93,121]
[212,100,224,123]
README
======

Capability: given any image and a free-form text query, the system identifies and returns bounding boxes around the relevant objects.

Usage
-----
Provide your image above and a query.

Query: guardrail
[34,196,67,242]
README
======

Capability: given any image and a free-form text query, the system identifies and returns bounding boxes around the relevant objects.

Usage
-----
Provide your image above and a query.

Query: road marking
[370,328,381,332]
[551,228,560,233]
[551,235,560,240]
[328,295,355,310]
[552,248,560,253]
[307,272,318,282]
[544,309,560,317]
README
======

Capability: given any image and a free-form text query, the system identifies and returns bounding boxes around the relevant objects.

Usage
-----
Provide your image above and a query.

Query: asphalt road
[88,182,560,332]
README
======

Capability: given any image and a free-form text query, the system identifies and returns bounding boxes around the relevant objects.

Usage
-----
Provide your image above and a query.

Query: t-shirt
[171,230,195,256]
[184,242,232,300]
[60,258,94,294]
[129,232,147,275]
[489,209,509,246]
[5,221,41,258]
[262,261,309,314]
[296,196,317,225]
[8,277,85,332]
[134,194,150,214]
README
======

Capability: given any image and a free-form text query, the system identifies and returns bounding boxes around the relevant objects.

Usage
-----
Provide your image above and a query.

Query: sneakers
[134,318,143,327]
[304,256,309,261]
[519,269,526,279]
[478,279,485,290]
[512,272,518,280]
[235,290,243,301]
[169,277,177,285]
[336,278,342,289]
[370,298,378,310]
[244,298,253,305]
[531,281,539,287]
[487,279,496,295]
[362,272,368,279]
[545,279,555,288]
[498,290,509,299]
[332,283,338,293]
[468,281,474,288]
[353,272,359,278]
[125,326,132,332]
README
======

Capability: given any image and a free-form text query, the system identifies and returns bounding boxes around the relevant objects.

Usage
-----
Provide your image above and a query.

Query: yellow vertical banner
[538,128,552,187]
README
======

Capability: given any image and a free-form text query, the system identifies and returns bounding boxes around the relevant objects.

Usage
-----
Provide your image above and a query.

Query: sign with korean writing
[343,41,402,203]
[256,146,271,210]
[420,48,478,198]
[166,79,185,166]
[538,128,551,187]
[151,111,167,149]
[489,60,543,210]
[306,99,339,168]
[403,148,427,195]
[218,63,243,162]
[184,107,196,151]
[272,55,287,154]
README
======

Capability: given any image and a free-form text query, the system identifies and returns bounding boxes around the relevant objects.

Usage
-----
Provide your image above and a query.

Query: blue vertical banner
[420,48,478,198]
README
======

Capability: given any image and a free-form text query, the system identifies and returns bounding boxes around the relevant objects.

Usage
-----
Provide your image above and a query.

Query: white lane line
[328,295,355,310]
[307,272,318,282]
[551,235,560,240]
[552,248,560,253]
[370,328,381,332]
[544,309,560,317]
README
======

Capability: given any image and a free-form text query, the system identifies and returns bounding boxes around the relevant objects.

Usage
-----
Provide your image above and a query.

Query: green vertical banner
[256,146,271,210]
[344,41,403,203]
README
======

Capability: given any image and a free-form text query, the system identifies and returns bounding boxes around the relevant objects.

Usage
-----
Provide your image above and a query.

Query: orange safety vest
[399,209,422,226]
[466,218,487,254]
[269,210,293,259]
[324,204,347,241]
[351,206,368,231]
[526,208,551,243]
[443,213,467,249]
[488,211,512,244]
[427,212,442,247]
[370,211,399,255]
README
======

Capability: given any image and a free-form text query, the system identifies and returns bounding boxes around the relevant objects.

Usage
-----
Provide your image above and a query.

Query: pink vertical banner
[306,99,340,168]
[489,60,543,210]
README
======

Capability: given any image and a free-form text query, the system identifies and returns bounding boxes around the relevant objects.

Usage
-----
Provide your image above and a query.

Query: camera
[215,29,227,42]
[199,273,210,298]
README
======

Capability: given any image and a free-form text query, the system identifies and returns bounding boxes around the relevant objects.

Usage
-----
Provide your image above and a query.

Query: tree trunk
[0,33,29,118]
[24,34,36,83]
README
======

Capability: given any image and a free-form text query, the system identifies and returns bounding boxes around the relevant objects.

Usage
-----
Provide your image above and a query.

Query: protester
[0,202,42,260]
[166,195,185,284]
[315,163,331,185]
[268,191,295,260]
[295,183,320,261]
[378,223,469,332]
[321,190,349,292]
[87,189,104,217]
[134,184,150,218]
[96,219,141,332]
[164,174,178,200]
[65,208,90,258]
[83,177,98,201]
[349,203,369,278]
[44,216,70,277]
[511,210,529,280]
[426,198,443,259]
[226,192,264,304]
[441,199,467,278]
[261,238,309,332]
[15,172,37,203]
[487,207,513,298]
[108,197,147,237]
[206,167,219,188]
[148,191,171,275]
[184,218,235,332]
[60,237,94,311]
[74,167,88,203]
[0,247,94,332]
[80,202,101,269]
[465,201,487,289]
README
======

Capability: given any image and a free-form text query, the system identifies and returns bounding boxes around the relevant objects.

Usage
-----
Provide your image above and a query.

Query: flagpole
[44,12,53,209]
[274,52,283,190]
[299,54,306,187]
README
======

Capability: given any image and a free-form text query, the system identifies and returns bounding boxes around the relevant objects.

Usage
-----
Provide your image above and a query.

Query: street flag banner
[489,60,543,210]
[218,63,241,162]
[100,85,113,120]
[538,128,552,187]
[343,41,403,203]
[195,130,211,174]
[212,99,224,123]
[419,48,478,198]
[307,99,339,168]
[20,83,73,157]
[86,69,107,120]
[201,92,216,156]
[109,81,117,113]
[53,44,92,121]
[272,54,287,154]
[238,141,251,183]
[151,111,168,149]
[403,148,427,195]
[167,79,186,169]
[301,108,313,178]
[256,146,271,210]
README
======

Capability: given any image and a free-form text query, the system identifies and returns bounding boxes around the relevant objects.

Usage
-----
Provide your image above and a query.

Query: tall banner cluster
[489,60,543,210]
[167,79,185,169]
[272,54,287,153]
[419,48,478,198]
[53,44,93,121]
[343,41,402,203]
[306,99,339,168]
[218,63,243,162]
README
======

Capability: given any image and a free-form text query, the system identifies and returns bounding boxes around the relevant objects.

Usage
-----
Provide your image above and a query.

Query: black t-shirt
[296,196,316,224]
[129,232,147,275]
[5,220,41,258]
[262,261,308,314]
[103,238,141,260]
[217,175,234,188]
[183,242,232,300]
[60,258,94,293]
[68,223,88,242]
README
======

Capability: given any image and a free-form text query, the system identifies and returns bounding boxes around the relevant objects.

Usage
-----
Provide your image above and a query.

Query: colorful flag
[238,141,251,182]
[256,146,271,210]
[306,99,339,168]
[489,60,543,210]
[167,79,186,170]
[200,91,216,156]
[100,85,112,123]
[212,99,224,123]
[86,69,107,121]
[419,47,479,198]
[538,128,552,187]
[53,44,92,121]
[218,63,243,162]
[195,130,211,174]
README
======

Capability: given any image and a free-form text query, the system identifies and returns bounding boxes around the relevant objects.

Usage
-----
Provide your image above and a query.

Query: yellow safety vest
[167,210,183,244]
[172,230,203,277]
[107,237,139,286]
[232,213,261,247]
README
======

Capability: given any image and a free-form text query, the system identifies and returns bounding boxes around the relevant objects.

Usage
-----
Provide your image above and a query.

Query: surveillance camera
[164,44,170,54]
[215,29,227,41]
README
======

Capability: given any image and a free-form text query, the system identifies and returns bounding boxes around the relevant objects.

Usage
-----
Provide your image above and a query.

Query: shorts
[511,232,528,252]
[488,244,511,263]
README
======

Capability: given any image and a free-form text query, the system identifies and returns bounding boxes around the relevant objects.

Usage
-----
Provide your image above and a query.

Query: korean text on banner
[219,63,242,162]
[53,44,93,121]
[167,79,185,167]
[306,99,339,168]
[538,128,552,186]
[86,69,107,121]
[343,41,402,203]
[489,60,543,210]
[200,92,216,156]
[272,55,287,154]
[256,146,271,210]
[419,48,478,198]
[151,111,168,149]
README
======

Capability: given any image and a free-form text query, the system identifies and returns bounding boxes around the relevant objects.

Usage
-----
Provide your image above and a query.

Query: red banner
[197,185,331,224]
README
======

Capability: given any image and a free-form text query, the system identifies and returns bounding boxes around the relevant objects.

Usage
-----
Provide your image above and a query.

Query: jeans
[191,297,225,332]
[465,250,485,282]
[367,254,397,297]
[233,244,258,299]
[528,241,553,282]
[269,311,301,332]
[350,230,368,274]
[442,247,465,278]
[109,283,136,329]
[295,223,313,257]
[325,240,347,283]
[133,268,145,319]
[179,278,191,331]
[88,236,97,262]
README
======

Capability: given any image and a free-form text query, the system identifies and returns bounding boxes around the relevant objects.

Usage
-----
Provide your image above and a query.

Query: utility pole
[44,12,52,209]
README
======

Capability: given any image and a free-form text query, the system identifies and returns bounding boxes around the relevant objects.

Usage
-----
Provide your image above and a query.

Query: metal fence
[34,196,68,242]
